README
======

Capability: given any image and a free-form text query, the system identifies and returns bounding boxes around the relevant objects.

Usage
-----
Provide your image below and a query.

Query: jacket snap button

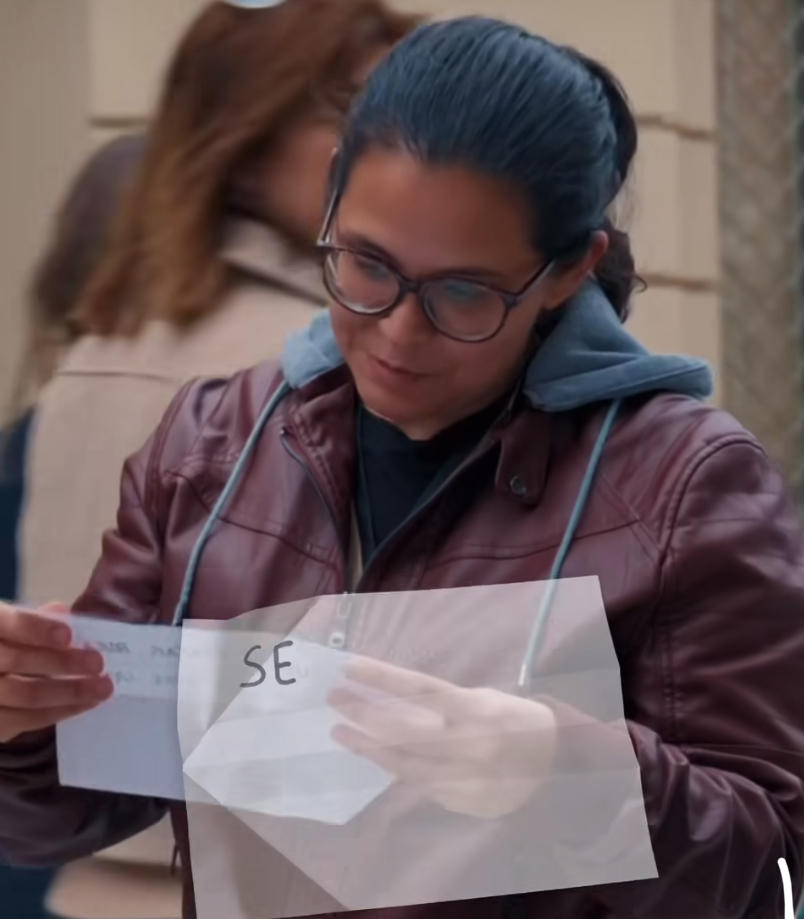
[509,475,527,497]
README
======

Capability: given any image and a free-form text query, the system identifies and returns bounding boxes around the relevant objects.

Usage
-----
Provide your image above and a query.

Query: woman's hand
[328,658,557,819]
[0,602,113,743]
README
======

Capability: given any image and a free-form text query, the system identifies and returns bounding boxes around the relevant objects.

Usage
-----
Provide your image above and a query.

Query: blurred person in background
[0,134,145,918]
[22,0,419,609]
[14,2,420,918]
[0,133,146,605]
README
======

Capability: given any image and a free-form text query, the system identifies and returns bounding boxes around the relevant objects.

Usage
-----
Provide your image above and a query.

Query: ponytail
[595,217,644,321]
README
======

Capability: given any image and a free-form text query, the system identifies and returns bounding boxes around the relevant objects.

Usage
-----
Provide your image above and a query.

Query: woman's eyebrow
[335,230,511,283]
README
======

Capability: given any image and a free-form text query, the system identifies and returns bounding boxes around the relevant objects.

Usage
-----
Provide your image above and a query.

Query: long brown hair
[14,133,146,410]
[75,0,421,338]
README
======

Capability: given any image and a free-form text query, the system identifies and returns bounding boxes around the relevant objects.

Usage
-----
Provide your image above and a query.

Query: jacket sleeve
[596,435,804,918]
[0,381,203,866]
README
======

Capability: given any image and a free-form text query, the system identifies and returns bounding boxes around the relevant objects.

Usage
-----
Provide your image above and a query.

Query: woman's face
[329,149,605,440]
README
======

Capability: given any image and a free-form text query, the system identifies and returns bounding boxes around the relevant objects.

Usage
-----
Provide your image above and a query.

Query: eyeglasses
[316,198,554,344]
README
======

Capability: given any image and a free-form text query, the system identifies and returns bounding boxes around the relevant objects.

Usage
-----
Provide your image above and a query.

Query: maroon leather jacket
[2,359,804,919]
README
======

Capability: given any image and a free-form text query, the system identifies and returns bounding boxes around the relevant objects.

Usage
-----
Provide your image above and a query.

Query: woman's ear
[543,230,609,308]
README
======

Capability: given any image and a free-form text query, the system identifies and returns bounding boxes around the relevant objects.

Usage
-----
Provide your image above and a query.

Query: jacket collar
[220,217,329,307]
[287,363,553,512]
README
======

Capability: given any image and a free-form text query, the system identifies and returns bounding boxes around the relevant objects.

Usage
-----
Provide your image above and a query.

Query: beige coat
[19,218,326,919]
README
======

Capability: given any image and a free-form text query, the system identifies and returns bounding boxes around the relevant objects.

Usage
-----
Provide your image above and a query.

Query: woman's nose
[378,291,434,344]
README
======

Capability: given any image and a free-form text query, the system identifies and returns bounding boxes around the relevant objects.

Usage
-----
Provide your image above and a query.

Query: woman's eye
[354,255,392,281]
[439,280,487,305]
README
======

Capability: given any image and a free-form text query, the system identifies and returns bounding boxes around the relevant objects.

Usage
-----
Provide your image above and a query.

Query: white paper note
[57,615,186,800]
[69,615,183,699]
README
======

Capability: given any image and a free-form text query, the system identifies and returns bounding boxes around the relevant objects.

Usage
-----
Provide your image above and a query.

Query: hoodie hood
[281,280,713,412]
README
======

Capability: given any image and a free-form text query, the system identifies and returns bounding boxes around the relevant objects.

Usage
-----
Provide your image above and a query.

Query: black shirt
[355,395,508,561]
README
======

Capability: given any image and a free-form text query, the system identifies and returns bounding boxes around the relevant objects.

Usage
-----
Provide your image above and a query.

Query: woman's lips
[371,356,430,379]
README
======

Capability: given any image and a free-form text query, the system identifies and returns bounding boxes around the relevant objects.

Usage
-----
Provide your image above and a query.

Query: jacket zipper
[358,396,517,574]
[284,419,524,919]
[357,438,499,585]
[281,425,501,637]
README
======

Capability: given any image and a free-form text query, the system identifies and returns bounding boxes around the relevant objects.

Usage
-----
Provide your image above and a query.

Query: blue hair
[332,17,640,317]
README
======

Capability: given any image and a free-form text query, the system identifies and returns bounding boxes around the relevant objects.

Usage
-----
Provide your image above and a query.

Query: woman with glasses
[2,15,804,919]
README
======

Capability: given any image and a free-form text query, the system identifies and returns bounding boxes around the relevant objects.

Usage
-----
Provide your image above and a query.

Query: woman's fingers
[330,697,483,767]
[341,657,475,720]
[0,603,73,651]
[332,722,440,782]
[0,603,105,678]
[333,720,546,819]
[333,723,488,787]
[0,673,114,710]
[0,602,116,744]
[0,642,104,678]
[37,602,70,614]
[328,685,445,751]
[345,657,454,698]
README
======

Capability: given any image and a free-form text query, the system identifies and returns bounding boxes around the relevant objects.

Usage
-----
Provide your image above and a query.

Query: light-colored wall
[89,0,208,124]
[1,0,722,407]
[0,0,90,409]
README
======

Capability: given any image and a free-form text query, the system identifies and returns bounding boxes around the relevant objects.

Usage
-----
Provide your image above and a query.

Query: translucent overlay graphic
[177,578,657,919]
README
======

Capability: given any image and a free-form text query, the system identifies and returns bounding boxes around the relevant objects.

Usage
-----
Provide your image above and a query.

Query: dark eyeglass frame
[315,193,555,344]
